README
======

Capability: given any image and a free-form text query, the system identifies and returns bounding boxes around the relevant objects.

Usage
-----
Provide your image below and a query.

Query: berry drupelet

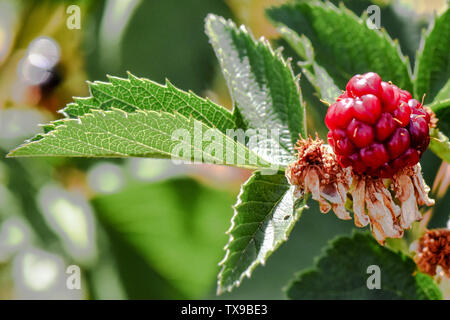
[325,72,431,178]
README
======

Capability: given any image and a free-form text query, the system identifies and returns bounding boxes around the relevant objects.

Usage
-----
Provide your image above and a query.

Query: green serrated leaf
[276,25,341,104]
[62,74,236,134]
[286,232,442,300]
[326,0,426,64]
[429,128,450,163]
[217,171,307,294]
[429,98,450,137]
[8,109,272,170]
[267,1,413,92]
[27,74,236,144]
[414,8,450,103]
[205,14,305,166]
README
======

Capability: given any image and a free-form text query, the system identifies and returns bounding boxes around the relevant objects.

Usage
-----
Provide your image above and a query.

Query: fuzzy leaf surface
[8,109,270,169]
[206,14,305,165]
[61,74,236,134]
[277,25,341,104]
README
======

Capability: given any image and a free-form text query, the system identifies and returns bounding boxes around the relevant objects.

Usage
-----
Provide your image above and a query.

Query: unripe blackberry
[326,72,431,178]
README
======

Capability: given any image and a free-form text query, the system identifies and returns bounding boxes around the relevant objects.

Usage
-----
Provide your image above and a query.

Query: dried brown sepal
[391,165,435,230]
[414,229,450,277]
[286,136,435,245]
[364,178,403,243]
[286,135,351,219]
[424,106,438,129]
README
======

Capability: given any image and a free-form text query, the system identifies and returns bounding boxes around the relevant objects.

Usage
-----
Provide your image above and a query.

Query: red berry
[333,98,355,128]
[375,112,397,141]
[380,81,400,112]
[332,129,355,156]
[392,102,411,127]
[377,163,395,178]
[326,72,430,177]
[403,148,420,166]
[411,105,430,123]
[348,153,367,174]
[392,148,419,171]
[337,155,351,168]
[386,128,410,159]
[360,143,389,169]
[325,104,338,130]
[353,94,381,124]
[338,92,349,99]
[346,72,382,97]
[326,98,355,130]
[399,89,412,103]
[346,119,374,148]
[408,115,430,153]
[408,99,421,109]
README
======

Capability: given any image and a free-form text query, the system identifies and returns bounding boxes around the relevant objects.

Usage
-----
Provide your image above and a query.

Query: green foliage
[28,74,237,142]
[205,14,305,165]
[268,1,449,163]
[286,232,442,300]
[276,25,341,104]
[414,8,450,103]
[8,109,270,169]
[435,79,450,102]
[267,1,413,92]
[428,98,450,162]
[92,177,235,298]
[413,6,450,163]
[218,171,307,294]
[429,128,450,163]
[430,98,450,137]
[63,74,236,133]
[6,2,450,299]
[327,0,426,64]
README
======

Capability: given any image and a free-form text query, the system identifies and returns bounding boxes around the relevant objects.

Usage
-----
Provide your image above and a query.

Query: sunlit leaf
[8,109,271,170]
[206,14,305,166]
[217,171,307,294]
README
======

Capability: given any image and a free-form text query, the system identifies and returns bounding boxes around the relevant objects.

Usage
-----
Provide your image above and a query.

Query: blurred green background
[0,0,448,299]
